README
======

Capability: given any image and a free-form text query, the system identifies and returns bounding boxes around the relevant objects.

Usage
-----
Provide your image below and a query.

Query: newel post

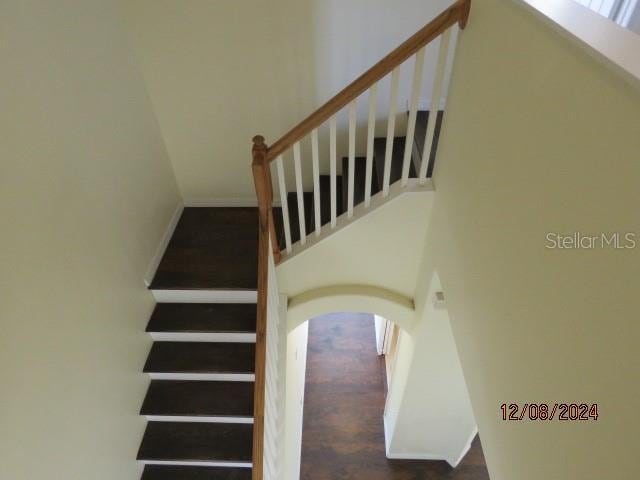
[252,135,281,263]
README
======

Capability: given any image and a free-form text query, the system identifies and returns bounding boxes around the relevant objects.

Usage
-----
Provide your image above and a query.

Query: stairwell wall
[420,0,640,478]
[120,0,456,200]
[0,1,181,479]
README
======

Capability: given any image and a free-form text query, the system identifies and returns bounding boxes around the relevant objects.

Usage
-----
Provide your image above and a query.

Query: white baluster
[275,156,292,253]
[293,142,306,245]
[383,66,400,196]
[402,47,426,186]
[365,83,378,208]
[311,129,321,236]
[419,28,451,182]
[347,100,357,217]
[330,115,337,227]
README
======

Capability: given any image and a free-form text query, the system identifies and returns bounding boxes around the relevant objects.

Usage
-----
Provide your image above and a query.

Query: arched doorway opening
[289,310,406,480]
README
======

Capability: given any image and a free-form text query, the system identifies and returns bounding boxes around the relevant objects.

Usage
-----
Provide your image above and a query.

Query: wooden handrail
[264,0,471,163]
[251,135,278,480]
[251,205,269,480]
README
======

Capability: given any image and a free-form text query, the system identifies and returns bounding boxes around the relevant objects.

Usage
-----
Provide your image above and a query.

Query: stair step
[141,380,254,420]
[414,110,444,178]
[341,157,378,212]
[373,136,417,189]
[150,208,258,291]
[143,342,255,380]
[287,191,315,244]
[142,465,252,480]
[319,175,343,225]
[146,303,256,342]
[272,206,285,255]
[137,422,253,464]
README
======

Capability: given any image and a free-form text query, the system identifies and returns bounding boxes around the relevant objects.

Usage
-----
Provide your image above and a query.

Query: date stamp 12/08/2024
[501,403,599,422]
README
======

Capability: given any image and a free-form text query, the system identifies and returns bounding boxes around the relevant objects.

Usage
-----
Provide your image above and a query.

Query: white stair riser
[144,415,253,424]
[149,332,256,343]
[140,460,252,468]
[151,290,257,303]
[147,373,255,382]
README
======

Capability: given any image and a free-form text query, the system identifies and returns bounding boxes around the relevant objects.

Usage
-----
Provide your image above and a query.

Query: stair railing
[250,1,471,478]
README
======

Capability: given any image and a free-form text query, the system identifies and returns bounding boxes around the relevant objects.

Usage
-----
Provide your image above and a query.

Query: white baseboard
[144,203,183,287]
[383,414,470,467]
[449,426,478,468]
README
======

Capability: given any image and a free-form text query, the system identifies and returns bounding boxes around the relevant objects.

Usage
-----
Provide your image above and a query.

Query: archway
[286,284,416,333]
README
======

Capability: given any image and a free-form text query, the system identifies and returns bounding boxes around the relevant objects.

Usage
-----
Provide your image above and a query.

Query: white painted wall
[420,0,640,478]
[0,1,181,479]
[284,321,309,480]
[121,0,456,200]
[277,192,434,301]
[384,273,476,466]
[374,315,386,355]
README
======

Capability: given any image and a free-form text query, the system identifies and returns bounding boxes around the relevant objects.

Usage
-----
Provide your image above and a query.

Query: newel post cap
[252,135,266,149]
[252,135,268,164]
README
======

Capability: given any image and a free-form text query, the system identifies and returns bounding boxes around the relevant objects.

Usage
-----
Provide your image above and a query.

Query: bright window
[576,0,639,27]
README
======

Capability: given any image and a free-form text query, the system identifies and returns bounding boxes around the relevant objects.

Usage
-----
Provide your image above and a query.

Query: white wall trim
[286,284,415,333]
[144,203,183,287]
[383,414,473,467]
[449,426,478,468]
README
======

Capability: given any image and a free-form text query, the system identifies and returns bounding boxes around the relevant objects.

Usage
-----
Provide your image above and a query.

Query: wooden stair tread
[414,110,444,178]
[143,342,255,374]
[137,422,253,462]
[146,304,256,334]
[140,380,254,418]
[150,207,258,291]
[319,175,343,225]
[286,191,314,244]
[142,466,252,480]
[341,157,378,212]
[372,136,417,188]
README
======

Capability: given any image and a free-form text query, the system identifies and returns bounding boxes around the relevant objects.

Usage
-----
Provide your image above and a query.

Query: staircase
[282,110,443,246]
[135,111,443,479]
[135,2,470,479]
[137,208,261,479]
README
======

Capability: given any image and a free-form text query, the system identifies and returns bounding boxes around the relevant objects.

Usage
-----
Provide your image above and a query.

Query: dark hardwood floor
[301,313,489,480]
[150,207,259,290]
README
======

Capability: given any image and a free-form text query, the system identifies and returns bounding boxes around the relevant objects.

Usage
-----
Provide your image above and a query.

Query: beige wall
[0,1,181,479]
[277,192,434,301]
[423,0,640,478]
[385,272,476,466]
[284,322,309,480]
[121,0,454,200]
